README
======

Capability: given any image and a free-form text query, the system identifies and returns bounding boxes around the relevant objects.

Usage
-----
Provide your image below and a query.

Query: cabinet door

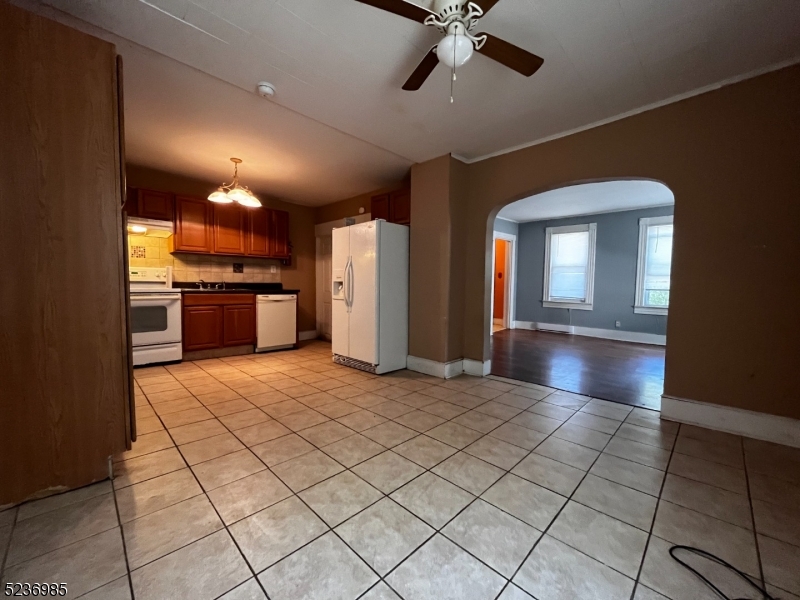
[183,306,222,351]
[270,210,290,258]
[223,304,255,346]
[371,194,390,221]
[214,203,246,255]
[174,196,212,252]
[137,189,173,221]
[246,208,270,256]
[124,186,139,217]
[389,189,410,224]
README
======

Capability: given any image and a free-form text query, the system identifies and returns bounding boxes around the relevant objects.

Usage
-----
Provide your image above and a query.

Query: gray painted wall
[494,218,519,236]
[514,206,674,335]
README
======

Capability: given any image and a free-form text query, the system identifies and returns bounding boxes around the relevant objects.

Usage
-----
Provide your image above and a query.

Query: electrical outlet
[233,263,243,273]
[270,265,277,274]
[615,321,621,328]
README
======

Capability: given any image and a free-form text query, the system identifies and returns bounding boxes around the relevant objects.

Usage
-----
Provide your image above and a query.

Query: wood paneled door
[173,196,213,252]
[136,189,173,221]
[270,209,290,258]
[183,305,223,351]
[389,188,411,224]
[1,2,130,505]
[247,208,270,256]
[371,194,390,221]
[223,304,256,346]
[214,203,246,255]
[370,188,410,225]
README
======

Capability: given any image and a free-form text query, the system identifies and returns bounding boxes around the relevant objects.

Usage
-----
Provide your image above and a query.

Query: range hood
[127,217,173,238]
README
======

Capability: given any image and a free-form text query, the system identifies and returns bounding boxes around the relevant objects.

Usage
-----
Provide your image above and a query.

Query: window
[635,216,673,315]
[543,223,597,310]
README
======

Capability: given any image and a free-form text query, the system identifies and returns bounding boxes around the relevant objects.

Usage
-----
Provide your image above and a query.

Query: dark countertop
[174,282,300,294]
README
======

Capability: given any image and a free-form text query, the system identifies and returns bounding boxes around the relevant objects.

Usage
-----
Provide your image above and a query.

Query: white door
[316,236,333,341]
[331,226,350,357]
[348,221,379,364]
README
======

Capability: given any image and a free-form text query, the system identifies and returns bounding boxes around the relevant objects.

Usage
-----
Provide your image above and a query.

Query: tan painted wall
[414,65,799,419]
[126,165,317,333]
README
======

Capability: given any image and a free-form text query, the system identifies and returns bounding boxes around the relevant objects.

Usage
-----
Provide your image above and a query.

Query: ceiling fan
[355,0,544,91]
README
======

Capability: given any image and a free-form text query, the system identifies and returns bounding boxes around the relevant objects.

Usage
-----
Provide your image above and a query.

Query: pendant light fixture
[208,158,261,208]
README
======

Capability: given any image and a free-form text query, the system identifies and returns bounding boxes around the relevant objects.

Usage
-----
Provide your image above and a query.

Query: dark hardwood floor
[490,329,665,409]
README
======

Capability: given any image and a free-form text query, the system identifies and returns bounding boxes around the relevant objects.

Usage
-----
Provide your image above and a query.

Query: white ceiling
[20,0,800,206]
[497,180,674,222]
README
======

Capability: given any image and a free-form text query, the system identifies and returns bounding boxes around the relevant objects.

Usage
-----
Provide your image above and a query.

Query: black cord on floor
[669,545,778,600]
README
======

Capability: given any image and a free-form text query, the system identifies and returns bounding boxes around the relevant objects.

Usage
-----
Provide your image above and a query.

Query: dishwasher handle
[257,295,297,302]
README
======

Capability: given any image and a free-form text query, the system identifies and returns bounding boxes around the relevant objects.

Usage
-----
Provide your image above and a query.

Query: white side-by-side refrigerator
[332,220,409,374]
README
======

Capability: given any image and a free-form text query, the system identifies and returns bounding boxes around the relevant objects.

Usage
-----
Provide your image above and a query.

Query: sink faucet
[215,282,225,290]
[196,279,206,290]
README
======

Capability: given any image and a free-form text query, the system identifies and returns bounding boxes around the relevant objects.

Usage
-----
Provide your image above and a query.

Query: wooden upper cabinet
[371,194,390,221]
[137,189,173,221]
[223,304,256,346]
[173,196,212,252]
[371,189,410,225]
[270,210,290,258]
[246,208,270,256]
[214,203,246,255]
[171,199,289,259]
[389,189,410,225]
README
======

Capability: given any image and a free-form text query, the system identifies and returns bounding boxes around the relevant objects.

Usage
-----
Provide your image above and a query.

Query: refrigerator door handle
[344,256,352,312]
[348,256,355,313]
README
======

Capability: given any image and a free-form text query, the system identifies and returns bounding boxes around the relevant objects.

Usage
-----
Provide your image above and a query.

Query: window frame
[634,215,673,316]
[542,223,597,311]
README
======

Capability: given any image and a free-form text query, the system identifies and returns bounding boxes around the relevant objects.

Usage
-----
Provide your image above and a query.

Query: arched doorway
[486,179,674,409]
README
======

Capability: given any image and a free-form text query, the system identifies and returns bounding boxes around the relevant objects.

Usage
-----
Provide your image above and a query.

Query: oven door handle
[130,294,182,301]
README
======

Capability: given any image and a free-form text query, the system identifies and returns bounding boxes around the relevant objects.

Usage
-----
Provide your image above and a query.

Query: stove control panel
[129,266,172,285]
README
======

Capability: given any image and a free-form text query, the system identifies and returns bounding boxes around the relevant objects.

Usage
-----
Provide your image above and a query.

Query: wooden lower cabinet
[183,294,255,352]
[183,305,222,351]
[223,304,255,346]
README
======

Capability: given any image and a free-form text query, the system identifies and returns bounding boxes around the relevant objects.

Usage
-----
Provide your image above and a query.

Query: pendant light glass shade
[208,188,233,203]
[226,188,252,203]
[437,33,474,68]
[235,193,262,208]
[209,158,261,208]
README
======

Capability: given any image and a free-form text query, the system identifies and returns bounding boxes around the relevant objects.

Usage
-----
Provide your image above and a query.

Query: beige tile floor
[1,340,799,600]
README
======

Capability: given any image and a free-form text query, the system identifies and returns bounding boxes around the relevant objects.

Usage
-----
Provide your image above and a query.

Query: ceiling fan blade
[402,47,439,90]
[471,0,503,15]
[475,33,544,76]
[354,0,436,23]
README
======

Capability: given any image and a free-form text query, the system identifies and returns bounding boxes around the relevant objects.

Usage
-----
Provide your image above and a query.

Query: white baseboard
[298,330,318,341]
[514,321,666,346]
[661,395,800,449]
[463,358,491,377]
[407,356,490,379]
[407,355,463,379]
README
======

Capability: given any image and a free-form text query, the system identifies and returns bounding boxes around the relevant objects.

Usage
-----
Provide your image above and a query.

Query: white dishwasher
[256,294,297,352]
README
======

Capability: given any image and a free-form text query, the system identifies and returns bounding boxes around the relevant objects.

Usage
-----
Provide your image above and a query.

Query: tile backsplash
[128,235,281,283]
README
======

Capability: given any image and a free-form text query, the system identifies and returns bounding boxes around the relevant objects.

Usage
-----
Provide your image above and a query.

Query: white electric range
[129,266,182,366]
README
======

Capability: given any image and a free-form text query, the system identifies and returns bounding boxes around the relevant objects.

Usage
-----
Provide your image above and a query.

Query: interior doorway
[490,232,516,335]
[487,180,674,408]
[315,236,333,341]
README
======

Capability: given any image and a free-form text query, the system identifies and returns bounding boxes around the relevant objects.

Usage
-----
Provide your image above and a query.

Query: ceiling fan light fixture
[437,32,474,68]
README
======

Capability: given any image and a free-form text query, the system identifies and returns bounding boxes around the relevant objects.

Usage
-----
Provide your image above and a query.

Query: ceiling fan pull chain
[450,35,456,104]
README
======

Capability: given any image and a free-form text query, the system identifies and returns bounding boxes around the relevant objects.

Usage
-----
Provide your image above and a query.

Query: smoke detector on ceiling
[257,82,276,98]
